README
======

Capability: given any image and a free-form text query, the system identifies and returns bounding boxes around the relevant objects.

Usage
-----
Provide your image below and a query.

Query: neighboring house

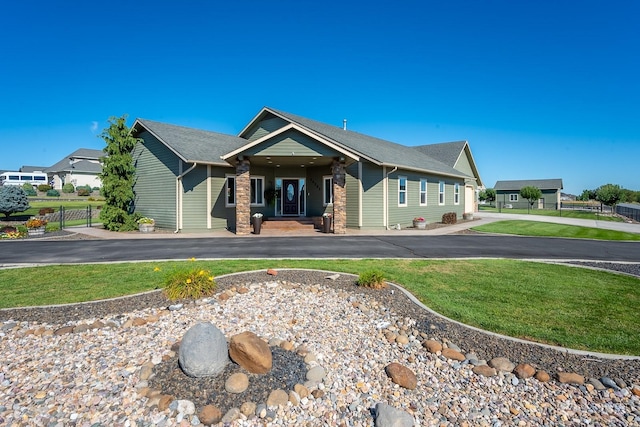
[494,179,563,209]
[46,148,103,190]
[132,107,483,234]
[19,165,49,173]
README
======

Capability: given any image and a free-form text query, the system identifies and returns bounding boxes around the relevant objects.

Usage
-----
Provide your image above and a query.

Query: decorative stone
[221,407,241,423]
[374,402,414,427]
[473,364,497,377]
[422,339,442,353]
[513,363,536,379]
[289,390,301,406]
[441,348,465,361]
[178,322,229,377]
[267,269,278,276]
[488,357,515,372]
[158,395,174,411]
[535,370,551,382]
[225,372,249,393]
[294,383,309,398]
[198,405,222,425]
[306,365,326,382]
[240,402,256,416]
[229,331,272,374]
[557,372,585,385]
[384,362,417,390]
[266,389,289,407]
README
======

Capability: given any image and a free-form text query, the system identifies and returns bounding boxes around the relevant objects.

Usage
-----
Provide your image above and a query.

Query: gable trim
[222,122,361,162]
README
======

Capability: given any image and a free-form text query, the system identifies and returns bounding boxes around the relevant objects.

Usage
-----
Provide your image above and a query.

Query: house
[494,179,563,209]
[131,107,483,234]
[46,148,103,190]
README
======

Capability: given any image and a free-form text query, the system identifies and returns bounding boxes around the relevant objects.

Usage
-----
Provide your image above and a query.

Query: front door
[282,179,299,215]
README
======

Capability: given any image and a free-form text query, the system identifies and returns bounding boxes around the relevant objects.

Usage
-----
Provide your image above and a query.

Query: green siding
[133,130,179,229]
[246,129,340,158]
[345,164,360,227]
[181,166,208,230]
[360,162,384,228]
[210,167,235,230]
[454,150,477,188]
[244,117,288,142]
[496,189,560,209]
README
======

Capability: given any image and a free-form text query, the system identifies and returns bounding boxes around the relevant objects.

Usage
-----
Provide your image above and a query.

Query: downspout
[385,166,397,230]
[175,162,198,233]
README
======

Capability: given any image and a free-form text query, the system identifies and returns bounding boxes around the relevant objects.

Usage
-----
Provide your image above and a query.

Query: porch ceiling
[247,155,352,168]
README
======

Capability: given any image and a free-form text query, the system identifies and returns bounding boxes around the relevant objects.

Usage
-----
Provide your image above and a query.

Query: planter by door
[252,217,262,234]
[413,220,427,230]
[139,223,155,233]
[322,217,332,233]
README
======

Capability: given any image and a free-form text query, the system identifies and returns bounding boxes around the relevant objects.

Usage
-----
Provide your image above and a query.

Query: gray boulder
[179,322,229,377]
[375,402,415,427]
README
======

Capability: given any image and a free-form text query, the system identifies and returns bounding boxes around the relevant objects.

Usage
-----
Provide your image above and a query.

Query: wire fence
[43,206,99,228]
[616,204,640,222]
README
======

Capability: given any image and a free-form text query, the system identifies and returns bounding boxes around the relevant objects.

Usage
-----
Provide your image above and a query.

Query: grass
[2,199,104,220]
[1,259,639,355]
[472,220,640,240]
[479,206,622,222]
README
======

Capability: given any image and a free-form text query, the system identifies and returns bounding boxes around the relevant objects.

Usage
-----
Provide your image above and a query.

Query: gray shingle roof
[135,119,249,166]
[411,141,467,168]
[266,108,468,178]
[20,165,49,173]
[494,179,563,191]
[46,148,104,173]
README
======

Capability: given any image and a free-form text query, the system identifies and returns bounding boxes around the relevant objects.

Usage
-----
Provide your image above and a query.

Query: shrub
[39,207,55,215]
[23,187,37,196]
[77,187,91,196]
[357,270,387,289]
[164,268,216,300]
[0,186,30,218]
[46,189,60,197]
[442,212,457,224]
[25,217,48,228]
[37,184,52,192]
[62,183,75,193]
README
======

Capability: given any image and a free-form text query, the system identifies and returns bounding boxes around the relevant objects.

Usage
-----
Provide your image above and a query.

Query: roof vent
[343,119,347,130]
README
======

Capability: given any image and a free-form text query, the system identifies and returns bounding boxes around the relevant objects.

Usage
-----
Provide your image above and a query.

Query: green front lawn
[1,259,638,355]
[472,220,640,240]
[478,206,622,222]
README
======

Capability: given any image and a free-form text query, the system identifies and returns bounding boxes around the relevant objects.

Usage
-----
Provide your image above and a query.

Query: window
[454,183,460,205]
[509,194,518,202]
[438,181,445,205]
[250,176,264,206]
[419,179,428,206]
[323,176,333,206]
[398,176,407,206]
[225,176,235,206]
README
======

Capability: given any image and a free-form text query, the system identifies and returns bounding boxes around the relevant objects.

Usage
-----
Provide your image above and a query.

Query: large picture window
[323,176,333,206]
[454,183,460,205]
[398,176,407,206]
[419,179,428,206]
[438,181,445,205]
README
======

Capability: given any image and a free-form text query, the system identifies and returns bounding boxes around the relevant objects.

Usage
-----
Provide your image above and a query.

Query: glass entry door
[276,178,305,216]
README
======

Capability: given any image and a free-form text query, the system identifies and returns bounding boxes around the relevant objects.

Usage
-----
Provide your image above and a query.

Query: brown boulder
[267,269,278,276]
[631,387,640,397]
[157,395,174,411]
[199,404,222,425]
[472,365,497,377]
[557,372,585,385]
[385,362,417,390]
[422,339,442,353]
[229,331,272,374]
[535,370,551,382]
[441,348,465,361]
[513,363,536,379]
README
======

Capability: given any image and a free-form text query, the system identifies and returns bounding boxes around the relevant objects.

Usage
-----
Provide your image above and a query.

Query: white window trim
[250,176,265,207]
[509,193,519,202]
[398,176,407,207]
[323,176,333,206]
[454,183,460,205]
[419,179,428,206]
[225,175,236,207]
[438,181,445,205]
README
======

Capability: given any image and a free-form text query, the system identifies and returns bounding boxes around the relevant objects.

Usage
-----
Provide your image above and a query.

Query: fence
[492,202,613,215]
[616,204,640,222]
[43,206,100,229]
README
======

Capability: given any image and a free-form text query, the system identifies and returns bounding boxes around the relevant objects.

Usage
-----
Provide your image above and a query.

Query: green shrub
[164,268,216,300]
[357,270,387,289]
[23,187,37,196]
[442,212,457,224]
[62,183,75,193]
[77,187,90,196]
[37,184,52,192]
[46,189,60,197]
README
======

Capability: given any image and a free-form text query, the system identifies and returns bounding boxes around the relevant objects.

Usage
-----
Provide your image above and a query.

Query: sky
[1,1,638,195]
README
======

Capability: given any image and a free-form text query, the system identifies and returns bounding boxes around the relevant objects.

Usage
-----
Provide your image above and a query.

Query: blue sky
[1,0,638,195]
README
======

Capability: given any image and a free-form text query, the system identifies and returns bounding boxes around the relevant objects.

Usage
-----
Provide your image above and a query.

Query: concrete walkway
[63,212,639,240]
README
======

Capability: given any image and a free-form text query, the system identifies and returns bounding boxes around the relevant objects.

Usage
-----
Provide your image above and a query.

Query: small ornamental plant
[137,217,154,224]
[163,268,216,300]
[357,270,387,290]
[252,213,263,218]
[25,217,47,229]
[413,217,425,222]
[323,212,333,217]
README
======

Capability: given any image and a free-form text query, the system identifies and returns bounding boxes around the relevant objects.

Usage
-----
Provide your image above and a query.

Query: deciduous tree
[520,186,542,212]
[595,184,623,207]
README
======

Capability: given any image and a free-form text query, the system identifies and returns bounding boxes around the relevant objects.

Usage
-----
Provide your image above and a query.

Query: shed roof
[494,179,563,191]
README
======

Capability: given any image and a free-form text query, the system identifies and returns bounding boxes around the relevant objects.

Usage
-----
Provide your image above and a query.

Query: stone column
[332,158,347,234]
[235,158,251,235]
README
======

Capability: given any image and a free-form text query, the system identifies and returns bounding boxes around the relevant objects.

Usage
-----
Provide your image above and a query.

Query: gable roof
[411,140,483,186]
[241,107,470,179]
[134,119,249,166]
[494,179,563,191]
[46,148,105,173]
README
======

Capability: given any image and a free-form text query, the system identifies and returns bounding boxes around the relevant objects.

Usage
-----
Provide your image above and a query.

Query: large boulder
[178,322,229,377]
[229,331,272,374]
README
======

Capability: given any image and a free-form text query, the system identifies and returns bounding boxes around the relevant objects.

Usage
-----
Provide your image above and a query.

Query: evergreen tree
[98,115,140,231]
[0,186,30,218]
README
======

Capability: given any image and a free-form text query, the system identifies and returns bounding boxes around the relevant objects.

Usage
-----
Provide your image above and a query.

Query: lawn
[1,259,638,355]
[472,220,640,240]
[478,206,622,222]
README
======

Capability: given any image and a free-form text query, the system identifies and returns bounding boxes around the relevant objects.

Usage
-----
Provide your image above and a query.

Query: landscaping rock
[178,322,229,378]
[513,363,536,379]
[229,331,272,374]
[557,372,585,385]
[374,402,414,427]
[385,362,417,389]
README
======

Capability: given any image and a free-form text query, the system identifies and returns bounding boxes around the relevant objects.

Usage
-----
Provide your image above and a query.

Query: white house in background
[46,148,104,190]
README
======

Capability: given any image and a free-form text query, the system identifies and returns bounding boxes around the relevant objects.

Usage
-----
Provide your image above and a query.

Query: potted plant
[26,217,47,236]
[252,213,263,234]
[413,216,427,229]
[137,217,155,233]
[264,187,277,206]
[322,212,333,233]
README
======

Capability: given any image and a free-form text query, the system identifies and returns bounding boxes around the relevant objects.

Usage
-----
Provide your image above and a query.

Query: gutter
[175,162,198,233]
[385,166,397,230]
